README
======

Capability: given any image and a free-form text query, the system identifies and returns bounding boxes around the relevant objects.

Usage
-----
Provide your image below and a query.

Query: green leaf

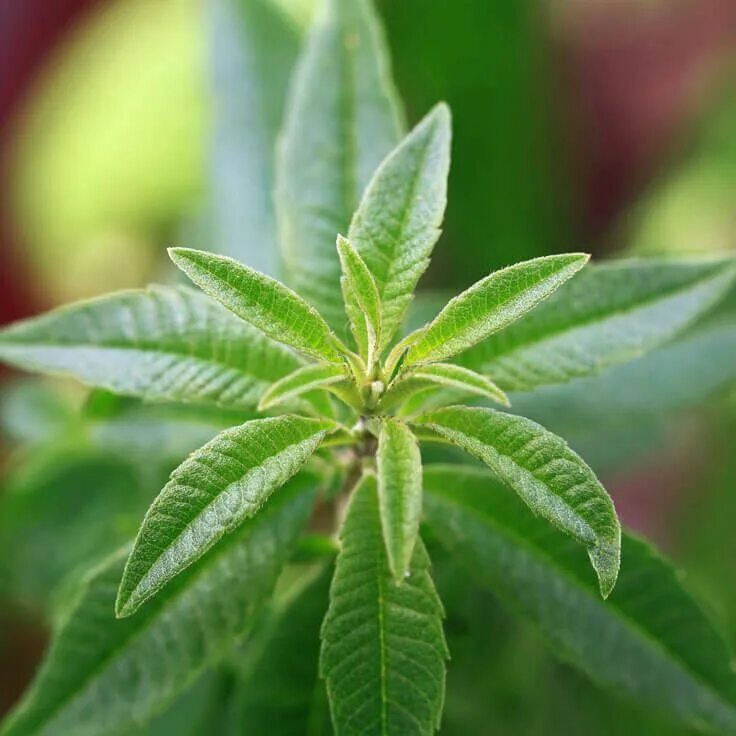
[376,418,423,583]
[348,103,451,351]
[320,474,447,735]
[406,253,589,365]
[116,415,332,617]
[457,258,736,391]
[414,406,620,597]
[258,363,348,411]
[169,248,345,363]
[422,465,736,733]
[336,235,381,363]
[0,478,315,736]
[0,286,300,409]
[276,0,404,331]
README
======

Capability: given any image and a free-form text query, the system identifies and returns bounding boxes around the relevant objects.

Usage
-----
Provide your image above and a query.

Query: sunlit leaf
[258,363,347,411]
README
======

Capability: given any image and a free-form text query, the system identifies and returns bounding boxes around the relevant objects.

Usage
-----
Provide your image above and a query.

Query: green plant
[2,1,736,735]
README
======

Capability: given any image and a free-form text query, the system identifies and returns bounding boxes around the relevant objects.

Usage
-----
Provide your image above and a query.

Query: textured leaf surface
[348,104,451,350]
[423,466,736,733]
[377,418,423,583]
[320,474,447,735]
[0,286,300,409]
[276,0,404,331]
[406,254,589,365]
[457,258,736,391]
[0,479,315,736]
[259,363,347,411]
[169,248,344,362]
[414,406,620,597]
[116,415,331,616]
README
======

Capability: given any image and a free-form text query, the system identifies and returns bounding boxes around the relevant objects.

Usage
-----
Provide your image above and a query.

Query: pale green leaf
[406,254,589,365]
[336,235,381,362]
[423,465,736,733]
[0,286,300,409]
[258,363,348,411]
[169,248,345,363]
[348,103,451,351]
[457,258,736,391]
[116,415,332,616]
[276,0,404,331]
[320,474,447,735]
[0,478,315,736]
[377,418,423,583]
[414,406,620,597]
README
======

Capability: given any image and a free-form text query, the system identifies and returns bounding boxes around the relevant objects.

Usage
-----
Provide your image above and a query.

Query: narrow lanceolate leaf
[406,254,589,365]
[258,363,347,411]
[276,0,404,331]
[348,103,451,351]
[414,406,620,597]
[336,235,381,361]
[169,248,345,363]
[377,418,423,583]
[457,258,736,391]
[0,286,300,409]
[116,415,332,616]
[320,475,447,735]
[423,466,736,733]
[0,479,315,736]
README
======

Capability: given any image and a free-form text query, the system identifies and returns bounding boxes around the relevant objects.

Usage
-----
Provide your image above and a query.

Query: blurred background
[1,0,736,733]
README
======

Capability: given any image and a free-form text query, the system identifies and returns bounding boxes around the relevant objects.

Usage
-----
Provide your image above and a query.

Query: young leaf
[0,286,300,409]
[258,363,347,411]
[276,0,404,331]
[456,258,736,391]
[169,248,345,363]
[414,406,620,597]
[376,418,423,583]
[116,415,332,617]
[336,235,381,363]
[348,103,451,351]
[423,466,736,733]
[320,474,447,735]
[0,478,316,736]
[405,253,589,365]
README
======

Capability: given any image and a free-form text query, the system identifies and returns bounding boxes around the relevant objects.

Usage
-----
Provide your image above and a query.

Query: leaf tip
[588,537,621,600]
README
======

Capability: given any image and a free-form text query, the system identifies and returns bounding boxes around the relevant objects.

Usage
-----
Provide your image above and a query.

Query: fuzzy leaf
[116,415,332,616]
[0,286,299,409]
[423,465,736,733]
[169,248,345,363]
[457,258,736,390]
[336,235,381,361]
[348,103,451,351]
[406,254,589,365]
[377,418,423,583]
[259,363,347,411]
[414,406,620,597]
[276,0,404,332]
[0,478,315,736]
[320,474,447,735]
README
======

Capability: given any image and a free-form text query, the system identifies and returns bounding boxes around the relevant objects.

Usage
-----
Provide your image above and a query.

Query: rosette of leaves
[2,1,736,734]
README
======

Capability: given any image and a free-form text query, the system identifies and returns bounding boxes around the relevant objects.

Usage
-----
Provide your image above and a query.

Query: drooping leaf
[0,478,315,736]
[0,286,301,409]
[336,235,381,363]
[406,254,589,365]
[423,465,736,733]
[258,363,347,411]
[116,415,332,616]
[169,248,346,363]
[348,103,451,351]
[276,0,404,331]
[376,418,423,583]
[457,258,736,391]
[320,474,447,735]
[414,406,620,597]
